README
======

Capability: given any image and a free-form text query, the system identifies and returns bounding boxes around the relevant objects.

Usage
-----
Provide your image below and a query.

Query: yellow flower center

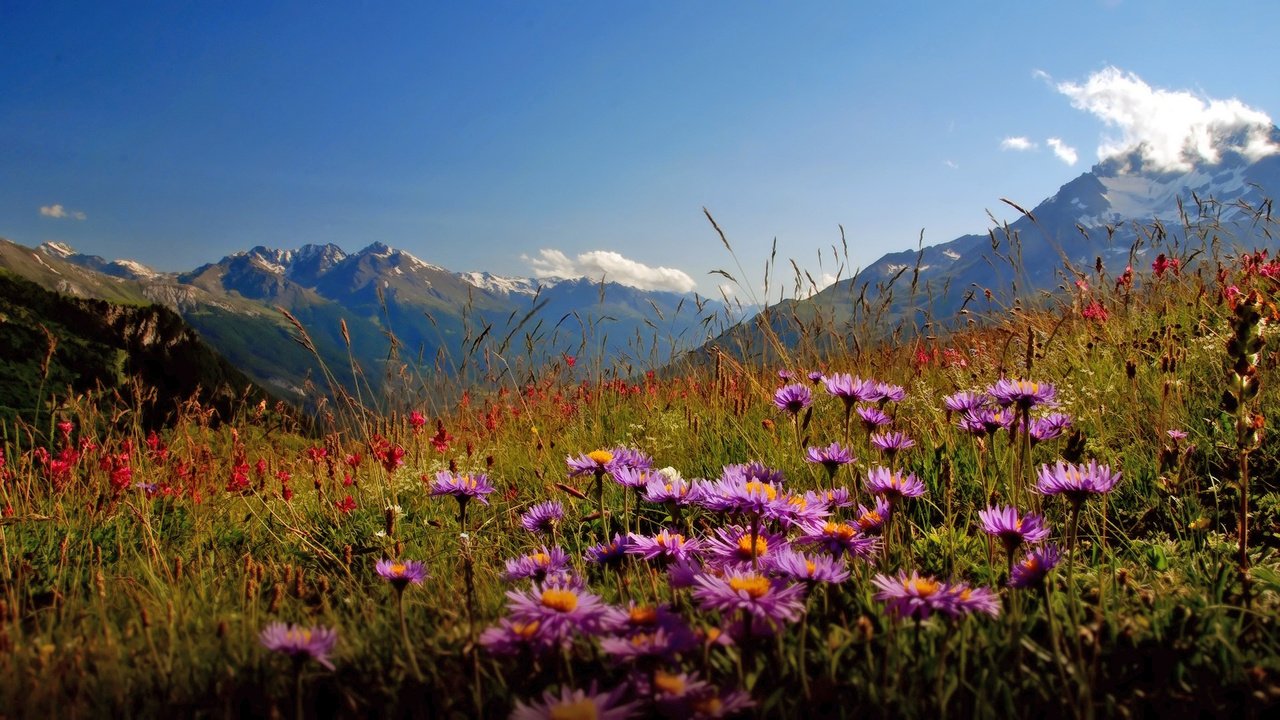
[704,627,722,643]
[549,699,598,720]
[736,535,768,558]
[657,531,685,547]
[532,552,551,567]
[805,560,817,575]
[693,697,723,715]
[743,480,777,501]
[729,574,771,599]
[857,511,881,530]
[654,670,686,696]
[905,578,941,597]
[825,521,858,540]
[587,450,614,465]
[390,563,406,576]
[788,495,807,509]
[512,620,541,639]
[540,589,579,613]
[1022,558,1041,573]
[629,606,658,625]
[287,628,312,644]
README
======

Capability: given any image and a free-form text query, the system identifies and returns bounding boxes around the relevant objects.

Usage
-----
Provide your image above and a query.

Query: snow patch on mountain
[459,271,548,295]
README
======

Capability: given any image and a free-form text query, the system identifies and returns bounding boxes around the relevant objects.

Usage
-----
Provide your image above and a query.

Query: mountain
[0,238,730,408]
[0,269,280,428]
[708,129,1280,361]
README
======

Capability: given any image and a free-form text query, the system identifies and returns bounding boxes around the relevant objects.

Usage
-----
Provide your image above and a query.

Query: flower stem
[397,590,424,681]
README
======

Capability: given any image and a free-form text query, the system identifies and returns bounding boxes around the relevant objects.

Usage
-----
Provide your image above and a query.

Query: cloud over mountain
[1057,66,1279,172]
[39,204,86,220]
[524,248,697,293]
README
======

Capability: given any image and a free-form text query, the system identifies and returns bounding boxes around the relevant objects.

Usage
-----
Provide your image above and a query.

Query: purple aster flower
[864,466,926,503]
[811,487,854,509]
[667,556,705,589]
[777,369,795,380]
[520,500,565,534]
[872,571,958,620]
[870,431,915,458]
[585,534,632,566]
[795,520,880,560]
[943,391,988,414]
[978,506,1051,555]
[627,530,701,565]
[857,405,893,432]
[510,682,639,720]
[599,626,697,663]
[1167,429,1188,442]
[692,570,807,623]
[703,525,789,569]
[650,671,756,719]
[504,546,571,582]
[479,617,557,656]
[721,461,786,486]
[1036,460,1121,503]
[375,559,428,592]
[951,584,1001,617]
[987,378,1057,411]
[429,470,495,505]
[505,578,611,642]
[823,373,878,407]
[773,383,812,415]
[1010,544,1063,589]
[697,475,781,518]
[611,465,655,489]
[259,622,338,670]
[766,547,850,585]
[807,371,825,383]
[1026,412,1073,444]
[567,449,616,477]
[805,442,857,476]
[601,601,688,637]
[770,490,831,529]
[873,381,906,403]
[607,446,654,474]
[853,497,893,534]
[644,474,701,506]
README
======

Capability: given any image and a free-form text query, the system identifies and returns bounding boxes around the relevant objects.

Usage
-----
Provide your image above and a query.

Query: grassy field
[1,232,1279,718]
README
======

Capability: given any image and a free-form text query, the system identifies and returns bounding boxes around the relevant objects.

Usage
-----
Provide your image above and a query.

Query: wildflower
[766,547,850,585]
[479,617,556,656]
[873,382,906,403]
[375,559,428,592]
[987,378,1057,411]
[408,410,427,430]
[697,474,781,518]
[771,490,830,529]
[872,571,957,620]
[504,546,570,582]
[864,466,925,503]
[607,447,654,473]
[1152,253,1180,278]
[870,431,915,456]
[853,498,892,534]
[773,384,812,415]
[1010,544,1062,589]
[720,461,786,486]
[505,579,611,642]
[823,373,878,407]
[520,501,564,534]
[807,371,825,383]
[812,486,854,509]
[627,530,700,564]
[650,670,755,719]
[804,442,856,476]
[857,405,893,431]
[692,570,807,624]
[511,682,639,720]
[978,505,1051,555]
[1027,413,1073,444]
[950,583,1002,617]
[599,626,697,663]
[794,520,879,560]
[259,622,338,669]
[943,391,988,414]
[1082,300,1109,323]
[611,466,655,490]
[335,495,356,514]
[644,474,700,506]
[429,470,495,504]
[585,534,632,566]
[777,369,795,380]
[567,449,615,477]
[1036,460,1121,503]
[704,525,788,569]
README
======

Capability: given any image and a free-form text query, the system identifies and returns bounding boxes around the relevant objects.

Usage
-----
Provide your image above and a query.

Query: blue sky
[5,1,1280,297]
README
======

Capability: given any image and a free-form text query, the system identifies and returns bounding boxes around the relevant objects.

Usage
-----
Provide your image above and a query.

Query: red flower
[408,410,427,430]
[336,495,356,514]
[564,354,576,367]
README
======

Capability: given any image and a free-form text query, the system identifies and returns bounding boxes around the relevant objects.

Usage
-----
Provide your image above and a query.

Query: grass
[1,210,1279,718]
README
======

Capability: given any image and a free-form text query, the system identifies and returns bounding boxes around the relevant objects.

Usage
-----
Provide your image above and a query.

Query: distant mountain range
[710,128,1280,360]
[0,237,739,408]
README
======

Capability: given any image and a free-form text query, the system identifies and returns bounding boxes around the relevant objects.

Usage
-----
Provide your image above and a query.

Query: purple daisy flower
[864,466,926,503]
[375,559,429,592]
[777,369,795,380]
[510,682,639,720]
[1026,412,1073,444]
[520,500,565,534]
[651,671,756,719]
[1010,544,1063,589]
[259,622,338,670]
[504,546,570,582]
[766,547,850,585]
[811,487,854,509]
[607,446,654,474]
[857,405,893,432]
[697,475,781,518]
[692,570,807,623]
[807,371,825,383]
[585,534,632,566]
[721,461,786,486]
[505,578,611,642]
[978,505,1051,554]
[872,571,958,620]
[611,466,655,489]
[823,373,878,407]
[853,498,893,534]
[773,383,812,415]
[795,520,880,560]
[479,617,557,656]
[599,626,697,663]
[870,431,916,458]
[666,556,706,589]
[601,601,688,637]
[1036,460,1121,503]
[567,450,616,477]
[805,442,856,475]
[988,378,1057,411]
[644,474,701,506]
[770,490,831,529]
[429,470,495,505]
[950,583,1002,617]
[873,381,906,403]
[943,391,988,414]
[627,530,701,564]
[1167,429,1188,442]
[703,525,789,569]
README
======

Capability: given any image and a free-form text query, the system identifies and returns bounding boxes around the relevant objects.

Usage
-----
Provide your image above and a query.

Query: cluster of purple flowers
[872,571,1000,620]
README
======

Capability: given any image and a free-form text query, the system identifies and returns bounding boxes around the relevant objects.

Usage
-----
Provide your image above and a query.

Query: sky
[4,0,1280,298]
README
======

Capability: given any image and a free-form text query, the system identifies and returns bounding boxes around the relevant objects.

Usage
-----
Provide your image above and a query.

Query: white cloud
[1056,66,1279,171]
[523,248,696,293]
[1046,137,1078,166]
[39,204,86,220]
[1001,136,1037,151]
[943,159,959,169]
[1031,68,1052,83]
